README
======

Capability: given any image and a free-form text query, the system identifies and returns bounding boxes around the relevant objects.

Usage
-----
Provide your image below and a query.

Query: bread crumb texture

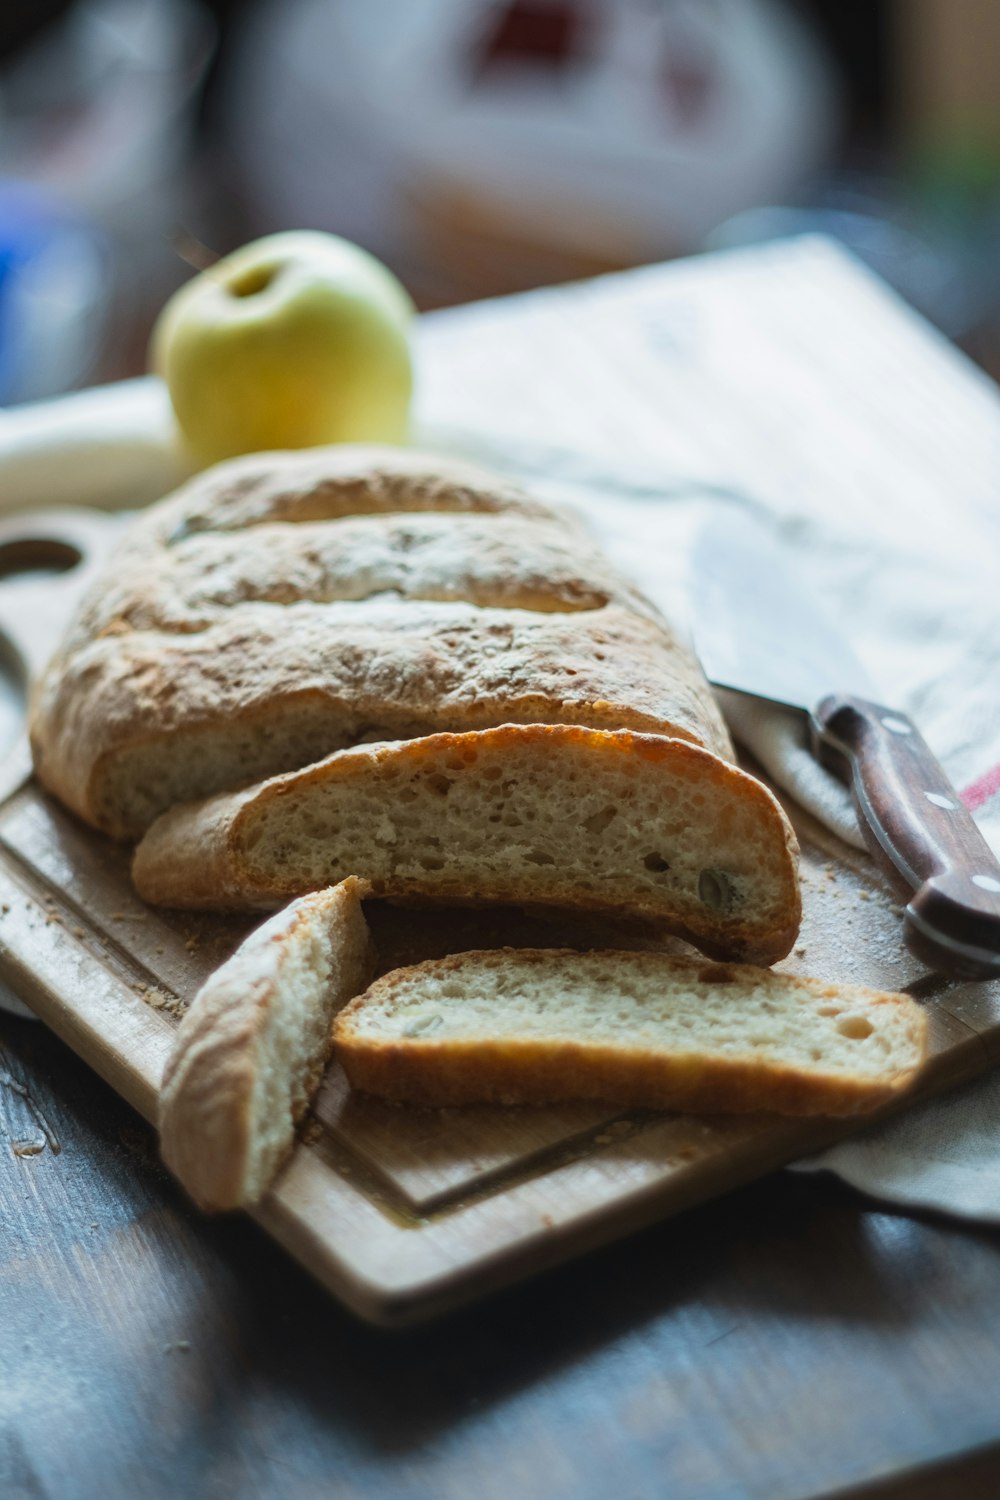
[133,724,801,964]
[335,948,928,1116]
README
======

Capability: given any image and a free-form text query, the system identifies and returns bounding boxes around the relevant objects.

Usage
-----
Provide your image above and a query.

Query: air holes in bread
[699,869,733,911]
[837,1015,874,1040]
[582,806,618,836]
[403,1013,444,1037]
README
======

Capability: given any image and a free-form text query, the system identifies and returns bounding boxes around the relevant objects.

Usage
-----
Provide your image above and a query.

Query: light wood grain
[1,763,996,1324]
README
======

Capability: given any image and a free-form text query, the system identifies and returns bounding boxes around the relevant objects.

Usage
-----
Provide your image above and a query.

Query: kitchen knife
[690,508,1000,979]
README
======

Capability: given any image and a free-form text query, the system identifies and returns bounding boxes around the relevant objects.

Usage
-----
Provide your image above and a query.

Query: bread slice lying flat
[334,949,928,1117]
[159,879,374,1212]
[133,724,802,966]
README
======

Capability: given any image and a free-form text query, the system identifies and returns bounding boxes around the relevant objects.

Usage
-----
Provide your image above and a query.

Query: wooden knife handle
[810,694,1000,979]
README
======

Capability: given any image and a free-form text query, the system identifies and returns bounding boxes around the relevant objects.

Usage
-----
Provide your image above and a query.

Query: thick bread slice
[159,879,374,1212]
[334,948,929,1116]
[29,445,731,838]
[133,725,802,965]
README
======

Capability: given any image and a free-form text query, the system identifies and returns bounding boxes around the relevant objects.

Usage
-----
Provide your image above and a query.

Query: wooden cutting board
[1,509,998,1327]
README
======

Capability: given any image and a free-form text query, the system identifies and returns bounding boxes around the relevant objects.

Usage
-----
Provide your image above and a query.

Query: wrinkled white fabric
[790,1071,1000,1224]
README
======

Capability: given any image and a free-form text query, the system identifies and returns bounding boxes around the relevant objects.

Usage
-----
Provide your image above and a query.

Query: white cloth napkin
[1,235,999,1223]
[791,1071,1000,1224]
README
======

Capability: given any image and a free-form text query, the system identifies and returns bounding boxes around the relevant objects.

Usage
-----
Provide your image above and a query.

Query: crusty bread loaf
[133,724,801,965]
[159,879,374,1212]
[334,948,928,1116]
[29,445,732,838]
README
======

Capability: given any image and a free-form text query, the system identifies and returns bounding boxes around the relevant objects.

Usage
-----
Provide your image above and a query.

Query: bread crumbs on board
[141,986,187,1018]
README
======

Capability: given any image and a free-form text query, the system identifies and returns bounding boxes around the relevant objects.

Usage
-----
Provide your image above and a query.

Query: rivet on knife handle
[809,694,1000,979]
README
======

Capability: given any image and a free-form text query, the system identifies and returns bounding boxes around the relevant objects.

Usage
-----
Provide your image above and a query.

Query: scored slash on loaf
[29,446,732,839]
[30,444,801,963]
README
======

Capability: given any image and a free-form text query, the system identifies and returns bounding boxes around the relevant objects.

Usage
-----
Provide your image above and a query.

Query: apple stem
[170,227,221,272]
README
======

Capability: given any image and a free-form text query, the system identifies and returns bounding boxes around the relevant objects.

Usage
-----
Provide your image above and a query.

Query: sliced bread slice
[132,725,802,966]
[159,878,374,1211]
[333,948,928,1117]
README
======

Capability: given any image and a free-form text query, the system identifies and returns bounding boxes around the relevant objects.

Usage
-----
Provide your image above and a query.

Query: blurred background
[1,0,999,406]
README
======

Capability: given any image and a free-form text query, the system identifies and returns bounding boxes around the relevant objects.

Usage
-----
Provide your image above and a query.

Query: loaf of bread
[334,948,929,1116]
[29,445,733,839]
[159,879,374,1212]
[133,724,802,965]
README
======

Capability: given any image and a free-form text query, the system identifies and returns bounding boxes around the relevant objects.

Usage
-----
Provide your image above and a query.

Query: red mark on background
[962,763,1000,812]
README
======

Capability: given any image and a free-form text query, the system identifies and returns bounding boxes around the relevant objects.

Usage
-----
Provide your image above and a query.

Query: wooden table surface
[4,1005,1000,1500]
[4,237,1000,1498]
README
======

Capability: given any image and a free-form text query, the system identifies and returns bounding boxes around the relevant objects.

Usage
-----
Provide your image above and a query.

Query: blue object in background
[0,181,109,405]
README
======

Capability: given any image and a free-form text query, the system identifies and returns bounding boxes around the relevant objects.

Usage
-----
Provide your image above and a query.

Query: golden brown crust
[333,948,928,1117]
[337,1040,915,1115]
[29,445,732,837]
[158,878,374,1212]
[140,444,555,537]
[132,724,802,965]
[33,602,728,836]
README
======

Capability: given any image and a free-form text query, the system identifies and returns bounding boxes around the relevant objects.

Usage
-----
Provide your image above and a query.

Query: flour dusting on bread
[30,445,732,838]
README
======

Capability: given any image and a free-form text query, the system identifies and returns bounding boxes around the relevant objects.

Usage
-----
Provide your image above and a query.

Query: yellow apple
[150,230,414,466]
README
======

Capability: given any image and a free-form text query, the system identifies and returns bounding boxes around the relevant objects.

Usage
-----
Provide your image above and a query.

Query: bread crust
[132,724,802,965]
[158,878,374,1212]
[334,948,929,1117]
[29,445,732,838]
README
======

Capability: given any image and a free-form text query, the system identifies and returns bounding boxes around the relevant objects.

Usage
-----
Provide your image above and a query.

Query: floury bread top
[29,443,801,961]
[29,444,734,839]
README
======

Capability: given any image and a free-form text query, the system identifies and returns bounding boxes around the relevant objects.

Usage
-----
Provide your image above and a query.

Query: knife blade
[690,508,1000,980]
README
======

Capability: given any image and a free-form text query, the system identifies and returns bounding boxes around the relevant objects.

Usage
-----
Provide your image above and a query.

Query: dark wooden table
[3,1006,1000,1500]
